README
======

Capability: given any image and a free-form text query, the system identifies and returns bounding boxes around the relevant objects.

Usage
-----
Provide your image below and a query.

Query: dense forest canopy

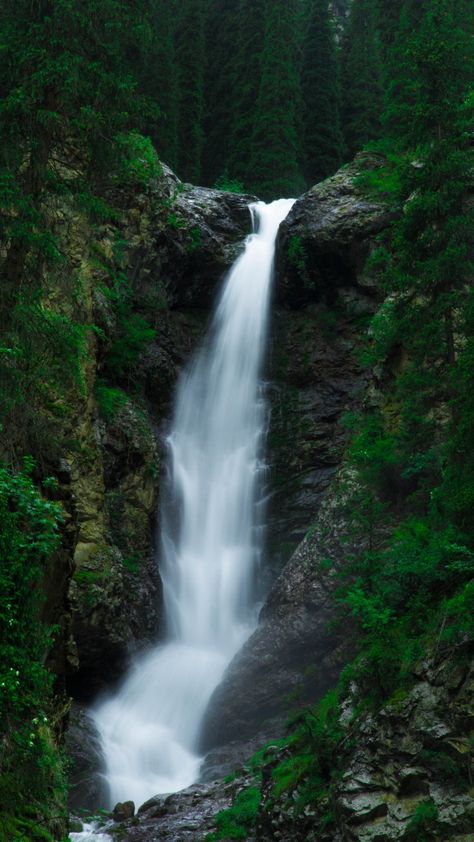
[0,0,473,840]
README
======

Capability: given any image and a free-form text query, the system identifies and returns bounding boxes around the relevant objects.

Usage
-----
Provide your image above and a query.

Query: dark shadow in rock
[65,703,108,812]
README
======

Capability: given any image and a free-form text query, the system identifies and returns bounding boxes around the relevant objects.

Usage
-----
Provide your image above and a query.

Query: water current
[91,198,295,811]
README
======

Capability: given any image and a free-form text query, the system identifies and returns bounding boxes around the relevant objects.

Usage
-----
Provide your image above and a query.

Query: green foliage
[206,787,261,841]
[0,462,66,840]
[405,799,439,841]
[95,383,128,422]
[213,173,246,194]
[114,132,162,187]
[302,0,344,185]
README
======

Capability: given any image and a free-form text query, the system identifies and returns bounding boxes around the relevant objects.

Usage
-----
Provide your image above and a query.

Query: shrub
[0,461,67,840]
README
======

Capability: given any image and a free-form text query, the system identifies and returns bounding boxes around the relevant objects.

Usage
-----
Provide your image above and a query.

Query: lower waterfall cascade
[91,198,295,810]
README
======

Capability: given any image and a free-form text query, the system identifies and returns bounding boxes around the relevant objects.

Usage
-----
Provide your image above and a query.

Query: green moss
[73,569,105,585]
[95,383,128,421]
[405,800,439,841]
[205,787,261,841]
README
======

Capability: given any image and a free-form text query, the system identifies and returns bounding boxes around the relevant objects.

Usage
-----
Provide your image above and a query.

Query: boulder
[276,151,398,308]
[155,172,257,308]
[200,473,363,751]
[112,801,135,822]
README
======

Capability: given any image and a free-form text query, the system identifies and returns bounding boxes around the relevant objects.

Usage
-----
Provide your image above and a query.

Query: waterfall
[92,198,295,809]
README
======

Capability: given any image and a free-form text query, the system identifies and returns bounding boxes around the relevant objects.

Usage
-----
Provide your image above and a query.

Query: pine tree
[341,0,383,157]
[225,0,267,188]
[384,0,473,146]
[375,0,404,60]
[202,0,241,185]
[249,0,305,198]
[302,0,344,186]
[0,0,155,294]
[176,0,206,182]
[140,0,179,169]
[373,0,474,501]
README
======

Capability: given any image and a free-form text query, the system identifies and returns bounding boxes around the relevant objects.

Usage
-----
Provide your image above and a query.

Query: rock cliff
[48,167,255,699]
[257,643,474,842]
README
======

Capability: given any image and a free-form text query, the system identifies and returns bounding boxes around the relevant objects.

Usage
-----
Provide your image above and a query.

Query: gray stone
[276,152,398,309]
[112,800,135,822]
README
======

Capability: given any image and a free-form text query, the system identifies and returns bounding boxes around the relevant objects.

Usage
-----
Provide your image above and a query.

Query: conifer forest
[0,1,473,841]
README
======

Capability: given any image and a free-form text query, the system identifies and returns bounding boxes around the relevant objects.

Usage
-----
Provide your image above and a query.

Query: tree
[224,0,267,188]
[176,0,206,182]
[249,0,305,198]
[139,0,179,169]
[302,0,344,186]
[341,0,383,157]
[0,0,155,296]
[202,0,241,185]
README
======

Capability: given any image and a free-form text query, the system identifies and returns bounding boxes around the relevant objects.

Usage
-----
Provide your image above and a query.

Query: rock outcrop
[257,643,474,842]
[276,152,397,309]
[200,471,361,753]
[94,777,253,842]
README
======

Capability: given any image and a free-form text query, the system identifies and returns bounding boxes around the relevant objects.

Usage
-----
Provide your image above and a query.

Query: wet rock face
[68,396,162,700]
[256,644,474,842]
[276,152,398,309]
[200,473,363,751]
[156,169,256,308]
[265,306,368,575]
[65,704,107,811]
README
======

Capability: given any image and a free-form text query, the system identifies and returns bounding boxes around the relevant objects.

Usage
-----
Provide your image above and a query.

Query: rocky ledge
[276,151,398,308]
[257,643,474,842]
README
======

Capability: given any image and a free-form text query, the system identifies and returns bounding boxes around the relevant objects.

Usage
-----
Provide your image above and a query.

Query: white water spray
[92,198,295,809]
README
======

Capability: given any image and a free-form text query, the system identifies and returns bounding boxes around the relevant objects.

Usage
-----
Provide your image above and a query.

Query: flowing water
[91,198,295,810]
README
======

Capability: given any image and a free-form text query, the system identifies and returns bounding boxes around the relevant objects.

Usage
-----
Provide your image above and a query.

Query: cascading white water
[92,198,295,810]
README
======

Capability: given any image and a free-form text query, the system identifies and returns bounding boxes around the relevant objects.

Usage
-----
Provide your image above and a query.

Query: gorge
[1,4,473,834]
[62,152,473,842]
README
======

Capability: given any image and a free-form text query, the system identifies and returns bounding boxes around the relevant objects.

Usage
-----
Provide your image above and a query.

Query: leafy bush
[213,173,246,194]
[95,382,128,421]
[114,132,162,186]
[0,461,67,840]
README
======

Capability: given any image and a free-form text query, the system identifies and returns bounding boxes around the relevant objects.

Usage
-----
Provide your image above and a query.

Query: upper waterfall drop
[92,197,295,809]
